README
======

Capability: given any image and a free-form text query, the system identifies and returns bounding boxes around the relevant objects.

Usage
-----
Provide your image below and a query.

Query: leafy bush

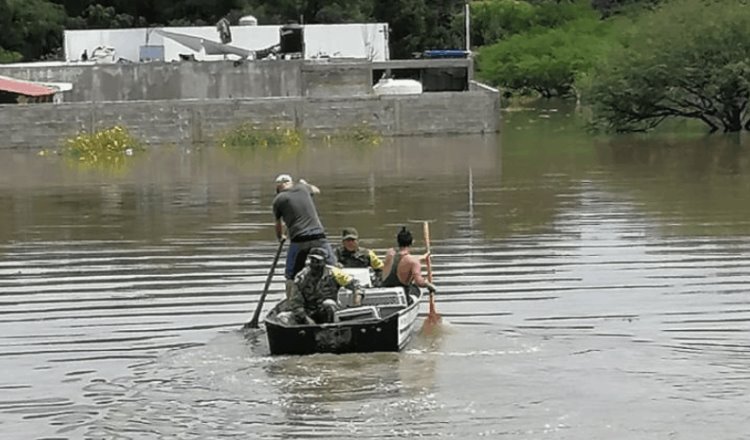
[477,13,615,97]
[3,0,67,60]
[63,126,144,166]
[469,0,591,46]
[587,0,750,133]
[470,0,536,46]
[330,122,382,145]
[219,125,303,149]
[0,48,22,63]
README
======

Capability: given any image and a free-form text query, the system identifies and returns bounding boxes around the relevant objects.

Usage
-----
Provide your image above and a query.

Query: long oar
[244,238,286,329]
[422,221,441,327]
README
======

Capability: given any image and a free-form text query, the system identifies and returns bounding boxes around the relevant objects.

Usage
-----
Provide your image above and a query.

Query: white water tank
[239,15,258,26]
[372,78,423,95]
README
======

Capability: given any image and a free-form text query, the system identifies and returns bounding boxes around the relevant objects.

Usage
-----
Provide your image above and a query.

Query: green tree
[0,48,23,63]
[422,0,464,50]
[0,0,18,52]
[468,0,588,47]
[66,4,144,29]
[477,12,611,97]
[588,0,750,133]
[241,0,372,24]
[0,0,19,62]
[373,0,429,58]
[470,0,536,47]
[5,0,67,60]
[314,0,373,22]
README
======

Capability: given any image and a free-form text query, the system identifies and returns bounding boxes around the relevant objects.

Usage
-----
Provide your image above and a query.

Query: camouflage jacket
[289,265,357,321]
[335,247,384,271]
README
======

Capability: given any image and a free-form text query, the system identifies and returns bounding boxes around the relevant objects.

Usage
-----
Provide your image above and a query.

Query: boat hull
[265,292,421,355]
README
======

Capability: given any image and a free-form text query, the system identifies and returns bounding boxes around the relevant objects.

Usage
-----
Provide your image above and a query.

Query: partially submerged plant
[327,121,382,146]
[219,124,303,149]
[63,126,144,169]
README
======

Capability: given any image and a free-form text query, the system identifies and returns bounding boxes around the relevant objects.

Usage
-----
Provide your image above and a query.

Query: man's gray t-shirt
[272,183,325,240]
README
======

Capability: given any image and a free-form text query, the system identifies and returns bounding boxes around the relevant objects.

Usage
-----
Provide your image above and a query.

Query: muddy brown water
[2,105,750,439]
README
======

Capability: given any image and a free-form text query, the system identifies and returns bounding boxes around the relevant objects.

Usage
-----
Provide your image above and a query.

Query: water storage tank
[373,78,423,95]
[239,15,258,26]
[279,23,304,56]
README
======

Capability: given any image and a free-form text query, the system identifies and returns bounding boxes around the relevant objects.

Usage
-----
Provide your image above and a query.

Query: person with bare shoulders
[381,226,436,303]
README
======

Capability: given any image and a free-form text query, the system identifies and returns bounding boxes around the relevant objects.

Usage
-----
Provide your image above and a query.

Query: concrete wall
[301,63,372,98]
[0,59,471,102]
[0,91,499,148]
[0,61,303,102]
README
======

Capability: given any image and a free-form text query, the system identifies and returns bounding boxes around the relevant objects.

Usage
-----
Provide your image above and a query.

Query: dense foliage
[2,0,67,61]
[469,0,583,47]
[476,6,615,98]
[587,0,750,132]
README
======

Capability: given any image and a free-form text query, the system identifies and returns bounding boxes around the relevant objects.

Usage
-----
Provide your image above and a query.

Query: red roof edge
[0,75,56,97]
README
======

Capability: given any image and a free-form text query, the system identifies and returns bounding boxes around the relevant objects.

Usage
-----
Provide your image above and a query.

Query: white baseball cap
[274,174,293,184]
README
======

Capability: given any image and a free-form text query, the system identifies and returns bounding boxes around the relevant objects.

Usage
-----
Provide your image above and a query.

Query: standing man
[272,173,336,297]
[381,226,436,301]
[335,227,385,287]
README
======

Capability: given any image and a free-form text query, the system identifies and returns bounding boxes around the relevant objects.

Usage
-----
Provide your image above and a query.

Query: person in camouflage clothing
[334,227,385,287]
[288,247,362,325]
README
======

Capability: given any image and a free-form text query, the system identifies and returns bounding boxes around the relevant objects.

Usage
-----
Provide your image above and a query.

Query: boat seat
[338,287,407,308]
[334,306,380,322]
[361,288,407,307]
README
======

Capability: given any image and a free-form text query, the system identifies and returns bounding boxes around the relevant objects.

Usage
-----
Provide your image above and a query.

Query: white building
[63,23,390,63]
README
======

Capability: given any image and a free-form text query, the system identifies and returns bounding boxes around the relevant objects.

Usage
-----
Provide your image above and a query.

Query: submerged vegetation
[218,124,303,149]
[62,125,144,170]
[219,122,382,149]
[327,122,382,146]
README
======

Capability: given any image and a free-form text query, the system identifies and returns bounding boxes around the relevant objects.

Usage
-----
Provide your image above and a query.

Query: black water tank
[279,24,304,55]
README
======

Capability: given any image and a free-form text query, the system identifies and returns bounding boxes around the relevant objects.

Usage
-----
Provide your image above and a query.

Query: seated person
[334,227,385,287]
[287,247,363,324]
[381,227,436,303]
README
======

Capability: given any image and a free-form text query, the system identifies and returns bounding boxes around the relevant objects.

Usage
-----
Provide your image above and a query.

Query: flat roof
[0,75,56,96]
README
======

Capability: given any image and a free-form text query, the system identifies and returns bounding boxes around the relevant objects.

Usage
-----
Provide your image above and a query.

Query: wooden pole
[244,238,286,329]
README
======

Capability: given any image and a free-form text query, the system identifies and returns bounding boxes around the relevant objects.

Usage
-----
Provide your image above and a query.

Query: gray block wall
[0,60,374,102]
[0,91,499,149]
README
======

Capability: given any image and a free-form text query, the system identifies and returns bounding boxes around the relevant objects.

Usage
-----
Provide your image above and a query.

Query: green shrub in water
[219,124,303,149]
[63,126,144,167]
[327,122,382,146]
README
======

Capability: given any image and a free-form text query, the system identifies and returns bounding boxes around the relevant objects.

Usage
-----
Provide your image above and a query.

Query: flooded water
[2,104,750,439]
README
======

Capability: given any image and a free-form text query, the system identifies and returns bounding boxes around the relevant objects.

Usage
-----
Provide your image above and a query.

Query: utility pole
[465,1,471,53]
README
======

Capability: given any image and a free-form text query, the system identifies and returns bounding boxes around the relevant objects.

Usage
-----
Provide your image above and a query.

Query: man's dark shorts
[285,238,336,279]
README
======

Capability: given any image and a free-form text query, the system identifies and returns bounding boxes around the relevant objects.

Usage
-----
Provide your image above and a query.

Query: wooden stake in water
[422,221,442,330]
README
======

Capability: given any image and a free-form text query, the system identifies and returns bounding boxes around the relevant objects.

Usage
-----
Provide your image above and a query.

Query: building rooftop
[0,75,56,97]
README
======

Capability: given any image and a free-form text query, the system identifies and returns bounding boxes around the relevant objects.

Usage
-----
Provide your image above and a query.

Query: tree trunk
[723,106,743,132]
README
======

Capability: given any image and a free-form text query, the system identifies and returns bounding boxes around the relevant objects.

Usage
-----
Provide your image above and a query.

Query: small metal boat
[264,270,423,355]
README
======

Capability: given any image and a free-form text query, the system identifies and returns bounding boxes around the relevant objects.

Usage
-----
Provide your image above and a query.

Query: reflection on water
[2,113,750,439]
